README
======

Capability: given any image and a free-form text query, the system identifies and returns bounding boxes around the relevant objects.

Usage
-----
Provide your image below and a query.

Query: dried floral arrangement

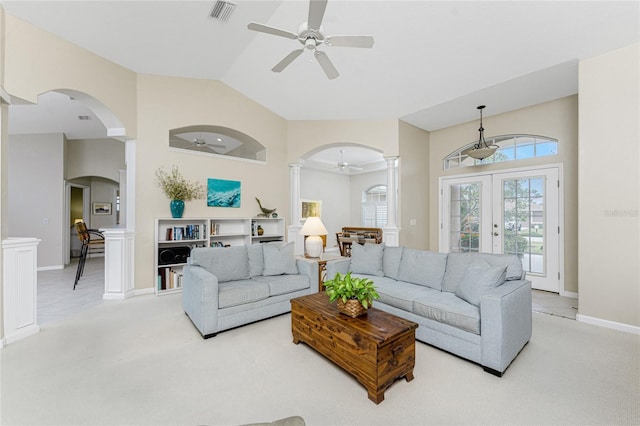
[154,165,205,201]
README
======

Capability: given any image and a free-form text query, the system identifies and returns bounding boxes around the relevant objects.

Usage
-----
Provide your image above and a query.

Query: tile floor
[532,289,578,319]
[36,259,579,324]
[37,257,106,325]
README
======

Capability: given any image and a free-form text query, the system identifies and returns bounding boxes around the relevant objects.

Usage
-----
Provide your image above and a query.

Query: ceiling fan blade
[325,35,375,48]
[272,49,304,72]
[247,22,298,40]
[308,0,328,31]
[349,165,364,171]
[314,50,339,79]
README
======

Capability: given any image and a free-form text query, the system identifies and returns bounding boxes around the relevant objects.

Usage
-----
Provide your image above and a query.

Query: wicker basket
[336,298,369,318]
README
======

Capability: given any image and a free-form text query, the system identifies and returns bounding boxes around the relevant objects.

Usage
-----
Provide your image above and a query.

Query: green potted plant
[154,165,205,218]
[323,271,380,318]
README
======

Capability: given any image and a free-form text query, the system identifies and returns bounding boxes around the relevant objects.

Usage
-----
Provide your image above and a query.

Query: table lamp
[300,216,328,258]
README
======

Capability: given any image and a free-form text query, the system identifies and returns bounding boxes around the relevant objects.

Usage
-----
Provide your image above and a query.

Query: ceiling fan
[170,133,226,152]
[332,149,363,173]
[247,0,374,79]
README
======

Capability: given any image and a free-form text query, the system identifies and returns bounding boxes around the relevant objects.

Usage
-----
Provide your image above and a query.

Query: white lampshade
[300,217,328,258]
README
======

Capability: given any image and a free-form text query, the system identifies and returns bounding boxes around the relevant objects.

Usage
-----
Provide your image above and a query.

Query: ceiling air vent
[78,115,91,121]
[210,1,236,22]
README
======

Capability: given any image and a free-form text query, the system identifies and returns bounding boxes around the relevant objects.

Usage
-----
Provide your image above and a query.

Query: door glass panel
[503,177,545,275]
[450,183,481,253]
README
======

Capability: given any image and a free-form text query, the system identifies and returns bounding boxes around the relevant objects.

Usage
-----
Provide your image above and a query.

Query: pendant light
[467,105,498,160]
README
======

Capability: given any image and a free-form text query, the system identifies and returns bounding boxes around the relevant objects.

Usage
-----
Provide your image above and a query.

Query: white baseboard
[134,288,155,296]
[576,314,640,335]
[561,290,578,299]
[37,265,64,271]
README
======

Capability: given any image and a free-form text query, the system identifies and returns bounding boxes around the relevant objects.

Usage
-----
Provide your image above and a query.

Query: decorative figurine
[255,197,277,217]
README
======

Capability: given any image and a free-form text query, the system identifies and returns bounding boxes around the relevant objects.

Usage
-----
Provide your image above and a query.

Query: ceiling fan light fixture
[467,105,498,160]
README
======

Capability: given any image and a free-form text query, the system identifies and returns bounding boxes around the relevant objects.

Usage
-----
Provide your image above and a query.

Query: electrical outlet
[410,219,416,226]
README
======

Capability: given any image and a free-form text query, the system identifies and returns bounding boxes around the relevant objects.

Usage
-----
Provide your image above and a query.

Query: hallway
[37,258,105,325]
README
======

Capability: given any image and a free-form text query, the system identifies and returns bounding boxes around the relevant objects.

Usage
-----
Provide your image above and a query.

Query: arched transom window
[444,134,558,169]
[362,185,387,227]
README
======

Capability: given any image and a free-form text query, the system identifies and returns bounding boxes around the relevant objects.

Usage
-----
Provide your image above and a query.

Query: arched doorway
[290,143,397,254]
[5,89,134,328]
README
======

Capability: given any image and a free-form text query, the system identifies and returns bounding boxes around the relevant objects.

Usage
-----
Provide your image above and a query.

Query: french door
[441,167,561,292]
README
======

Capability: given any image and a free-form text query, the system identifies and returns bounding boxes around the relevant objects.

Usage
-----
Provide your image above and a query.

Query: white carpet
[1,293,638,426]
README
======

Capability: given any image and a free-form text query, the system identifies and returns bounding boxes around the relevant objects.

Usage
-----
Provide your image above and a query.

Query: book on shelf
[164,224,202,241]
[157,267,184,291]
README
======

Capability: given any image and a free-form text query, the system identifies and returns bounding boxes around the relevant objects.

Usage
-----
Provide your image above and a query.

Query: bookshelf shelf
[154,217,285,294]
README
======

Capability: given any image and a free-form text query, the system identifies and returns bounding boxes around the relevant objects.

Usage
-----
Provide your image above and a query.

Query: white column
[2,238,41,345]
[101,228,135,300]
[383,156,400,246]
[124,139,136,231]
[288,163,304,255]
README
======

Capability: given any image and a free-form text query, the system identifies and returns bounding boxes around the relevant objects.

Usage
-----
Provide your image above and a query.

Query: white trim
[134,288,155,297]
[576,314,640,335]
[37,265,64,271]
[561,290,578,299]
[168,147,267,165]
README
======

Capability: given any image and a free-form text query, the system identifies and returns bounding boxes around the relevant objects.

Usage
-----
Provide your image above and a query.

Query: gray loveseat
[325,244,532,376]
[183,243,318,338]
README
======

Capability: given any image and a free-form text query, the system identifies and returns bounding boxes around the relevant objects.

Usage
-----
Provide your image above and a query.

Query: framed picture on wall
[301,199,322,222]
[93,202,112,215]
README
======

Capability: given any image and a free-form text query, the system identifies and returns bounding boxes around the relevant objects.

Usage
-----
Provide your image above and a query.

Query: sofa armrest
[296,257,319,293]
[325,258,351,280]
[183,265,220,337]
[480,279,532,375]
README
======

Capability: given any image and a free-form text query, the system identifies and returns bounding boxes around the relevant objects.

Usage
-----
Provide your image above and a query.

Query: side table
[304,253,343,292]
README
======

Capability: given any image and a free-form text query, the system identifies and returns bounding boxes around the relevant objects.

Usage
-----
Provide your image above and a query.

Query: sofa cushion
[218,280,270,308]
[396,249,448,290]
[191,246,249,283]
[413,292,481,335]
[253,274,310,296]
[350,243,385,276]
[455,259,507,306]
[247,244,264,277]
[371,276,440,312]
[383,246,403,280]
[442,253,523,293]
[263,242,298,276]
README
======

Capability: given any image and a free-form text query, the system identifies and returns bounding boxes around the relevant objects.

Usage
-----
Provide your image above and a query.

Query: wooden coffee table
[291,293,418,404]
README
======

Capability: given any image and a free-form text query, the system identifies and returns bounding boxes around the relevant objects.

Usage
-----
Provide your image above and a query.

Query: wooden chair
[73,222,105,290]
[338,227,383,257]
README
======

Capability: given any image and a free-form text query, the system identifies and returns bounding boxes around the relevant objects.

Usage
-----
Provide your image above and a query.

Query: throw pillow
[263,242,298,276]
[455,258,507,306]
[247,244,264,277]
[191,246,249,283]
[396,249,448,290]
[350,242,385,276]
[382,246,403,279]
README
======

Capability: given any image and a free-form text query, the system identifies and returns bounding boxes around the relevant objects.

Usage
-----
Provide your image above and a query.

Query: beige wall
[578,43,640,328]
[66,138,125,182]
[135,74,288,291]
[399,121,429,249]
[3,14,137,137]
[300,168,350,250]
[8,133,66,268]
[428,96,579,294]
[286,119,399,162]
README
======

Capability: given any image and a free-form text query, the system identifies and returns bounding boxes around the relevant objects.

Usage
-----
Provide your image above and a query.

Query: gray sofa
[325,244,532,376]
[183,243,318,338]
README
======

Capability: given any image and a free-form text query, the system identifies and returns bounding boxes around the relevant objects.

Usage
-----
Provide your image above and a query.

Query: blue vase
[170,200,185,218]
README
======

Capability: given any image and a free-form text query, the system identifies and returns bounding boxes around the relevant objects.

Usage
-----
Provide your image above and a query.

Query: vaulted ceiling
[3,1,639,141]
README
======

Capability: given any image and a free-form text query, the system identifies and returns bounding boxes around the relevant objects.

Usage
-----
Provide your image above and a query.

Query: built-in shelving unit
[154,217,285,295]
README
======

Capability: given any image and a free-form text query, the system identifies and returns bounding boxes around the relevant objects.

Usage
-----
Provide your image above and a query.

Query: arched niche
[169,125,267,163]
